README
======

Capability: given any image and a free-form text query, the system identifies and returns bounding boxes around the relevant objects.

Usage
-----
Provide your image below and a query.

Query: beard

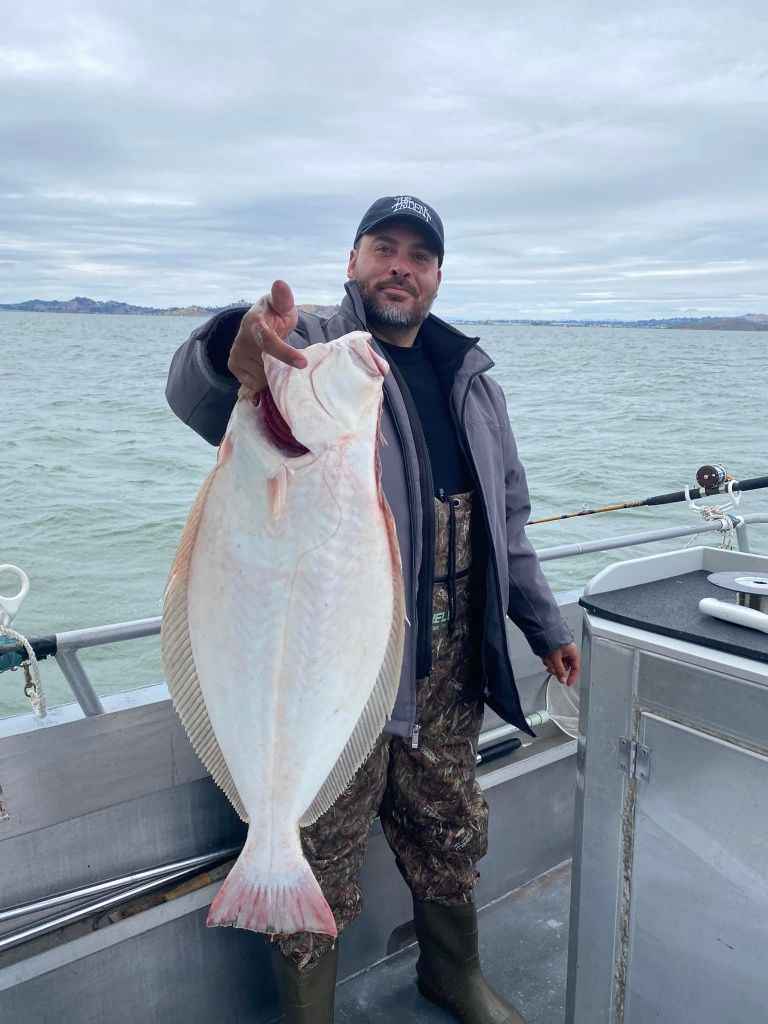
[357,278,436,331]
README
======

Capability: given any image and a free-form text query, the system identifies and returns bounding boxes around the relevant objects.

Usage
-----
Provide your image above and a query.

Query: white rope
[0,624,46,717]
[684,481,743,550]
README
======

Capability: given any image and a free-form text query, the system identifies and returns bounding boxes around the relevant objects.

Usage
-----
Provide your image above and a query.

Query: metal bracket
[618,738,651,781]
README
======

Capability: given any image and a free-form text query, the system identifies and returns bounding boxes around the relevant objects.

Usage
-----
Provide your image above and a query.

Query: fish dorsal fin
[161,463,249,822]
[299,492,406,826]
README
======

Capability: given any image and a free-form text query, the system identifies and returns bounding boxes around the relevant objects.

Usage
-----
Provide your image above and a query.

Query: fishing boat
[1,468,766,1023]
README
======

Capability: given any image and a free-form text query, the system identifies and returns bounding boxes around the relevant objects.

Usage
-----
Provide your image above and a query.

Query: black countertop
[580,570,768,664]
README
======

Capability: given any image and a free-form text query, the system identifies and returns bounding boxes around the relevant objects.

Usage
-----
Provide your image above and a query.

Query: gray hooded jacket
[165,281,572,739]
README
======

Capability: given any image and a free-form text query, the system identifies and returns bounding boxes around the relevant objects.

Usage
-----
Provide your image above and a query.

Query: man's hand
[542,642,581,687]
[228,280,307,393]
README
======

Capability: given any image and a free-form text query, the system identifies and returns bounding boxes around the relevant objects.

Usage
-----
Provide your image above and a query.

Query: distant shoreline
[456,317,768,332]
[1,297,767,331]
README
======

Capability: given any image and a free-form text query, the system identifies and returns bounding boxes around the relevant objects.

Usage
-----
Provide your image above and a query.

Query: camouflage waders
[275,490,489,969]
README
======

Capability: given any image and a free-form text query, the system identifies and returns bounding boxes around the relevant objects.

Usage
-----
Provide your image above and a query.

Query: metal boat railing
[54,618,161,716]
[2,513,767,720]
[2,513,766,959]
[0,847,242,953]
[536,514,761,561]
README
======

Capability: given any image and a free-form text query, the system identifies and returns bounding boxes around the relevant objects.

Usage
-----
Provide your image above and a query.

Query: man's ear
[346,248,358,279]
[436,266,443,290]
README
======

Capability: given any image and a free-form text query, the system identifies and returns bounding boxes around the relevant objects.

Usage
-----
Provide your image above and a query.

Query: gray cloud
[2,0,767,317]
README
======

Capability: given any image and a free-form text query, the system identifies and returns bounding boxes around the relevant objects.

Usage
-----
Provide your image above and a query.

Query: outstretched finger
[255,315,307,369]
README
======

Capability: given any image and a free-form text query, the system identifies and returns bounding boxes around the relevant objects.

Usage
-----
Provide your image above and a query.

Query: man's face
[347,220,442,331]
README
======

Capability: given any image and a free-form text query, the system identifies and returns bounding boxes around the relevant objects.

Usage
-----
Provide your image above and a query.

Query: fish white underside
[161,366,404,935]
[188,413,396,825]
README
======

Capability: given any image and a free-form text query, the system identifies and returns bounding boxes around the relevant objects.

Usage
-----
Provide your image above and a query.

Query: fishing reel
[695,464,733,493]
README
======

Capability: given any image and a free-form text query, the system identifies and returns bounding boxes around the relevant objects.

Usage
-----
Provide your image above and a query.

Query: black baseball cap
[354,195,444,266]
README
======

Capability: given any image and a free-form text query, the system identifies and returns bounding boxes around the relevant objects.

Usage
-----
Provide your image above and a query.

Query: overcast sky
[2,1,767,319]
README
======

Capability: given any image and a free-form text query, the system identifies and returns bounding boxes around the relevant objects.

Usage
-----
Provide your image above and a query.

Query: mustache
[377,278,417,297]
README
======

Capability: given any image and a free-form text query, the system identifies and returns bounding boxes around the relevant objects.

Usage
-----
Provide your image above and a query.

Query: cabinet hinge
[618,738,651,781]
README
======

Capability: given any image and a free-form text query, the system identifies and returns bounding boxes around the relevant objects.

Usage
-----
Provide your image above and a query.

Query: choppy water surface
[2,311,766,716]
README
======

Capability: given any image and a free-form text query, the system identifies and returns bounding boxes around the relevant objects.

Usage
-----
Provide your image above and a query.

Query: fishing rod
[528,464,768,527]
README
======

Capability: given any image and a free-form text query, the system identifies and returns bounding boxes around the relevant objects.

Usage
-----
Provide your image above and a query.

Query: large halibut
[161,331,404,937]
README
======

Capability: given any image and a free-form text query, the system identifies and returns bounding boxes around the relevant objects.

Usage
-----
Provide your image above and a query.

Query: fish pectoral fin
[267,465,290,520]
[217,433,234,465]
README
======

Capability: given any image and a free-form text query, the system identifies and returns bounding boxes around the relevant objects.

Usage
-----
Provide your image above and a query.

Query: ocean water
[2,311,766,718]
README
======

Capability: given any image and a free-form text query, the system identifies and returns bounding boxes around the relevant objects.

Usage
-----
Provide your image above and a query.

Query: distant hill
[459,313,768,331]
[298,303,339,318]
[1,297,766,330]
[0,296,341,319]
[0,296,222,317]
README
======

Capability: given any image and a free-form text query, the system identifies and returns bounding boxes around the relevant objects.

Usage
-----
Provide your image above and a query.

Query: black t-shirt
[379,335,472,496]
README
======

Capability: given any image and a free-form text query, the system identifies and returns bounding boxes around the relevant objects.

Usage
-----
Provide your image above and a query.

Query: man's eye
[414,253,429,263]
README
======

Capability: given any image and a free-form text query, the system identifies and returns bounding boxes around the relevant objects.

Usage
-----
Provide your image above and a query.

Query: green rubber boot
[413,899,527,1024]
[269,942,338,1023]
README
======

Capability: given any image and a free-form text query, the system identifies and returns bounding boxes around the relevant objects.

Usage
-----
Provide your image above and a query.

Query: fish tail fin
[206,848,337,937]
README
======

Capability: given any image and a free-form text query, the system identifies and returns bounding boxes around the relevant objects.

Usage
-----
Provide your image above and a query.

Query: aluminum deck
[331,861,571,1024]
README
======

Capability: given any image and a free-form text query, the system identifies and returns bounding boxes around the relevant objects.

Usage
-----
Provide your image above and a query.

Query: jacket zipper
[453,372,518,698]
[381,358,436,678]
[346,297,421,656]
[383,388,419,608]
[346,299,432,736]
[385,391,426,754]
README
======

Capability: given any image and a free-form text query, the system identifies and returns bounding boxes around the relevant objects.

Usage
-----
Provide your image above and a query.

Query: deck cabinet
[566,547,768,1024]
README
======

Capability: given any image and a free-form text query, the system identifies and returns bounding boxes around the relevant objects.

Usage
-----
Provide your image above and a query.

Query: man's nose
[389,264,411,278]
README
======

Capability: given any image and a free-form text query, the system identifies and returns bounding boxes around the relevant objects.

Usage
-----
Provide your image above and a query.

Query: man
[166,195,580,1024]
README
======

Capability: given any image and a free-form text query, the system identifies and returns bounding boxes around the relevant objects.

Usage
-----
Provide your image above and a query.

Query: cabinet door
[625,713,768,1023]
